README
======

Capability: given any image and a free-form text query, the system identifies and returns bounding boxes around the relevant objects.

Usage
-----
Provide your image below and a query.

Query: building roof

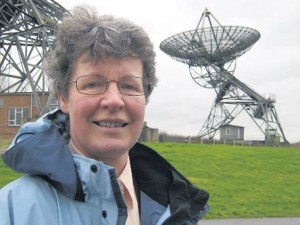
[220,124,244,128]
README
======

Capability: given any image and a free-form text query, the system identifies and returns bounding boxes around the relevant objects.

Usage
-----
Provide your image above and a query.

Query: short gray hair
[44,5,157,102]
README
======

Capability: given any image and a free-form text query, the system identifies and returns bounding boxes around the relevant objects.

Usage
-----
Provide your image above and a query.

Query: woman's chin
[87,141,130,160]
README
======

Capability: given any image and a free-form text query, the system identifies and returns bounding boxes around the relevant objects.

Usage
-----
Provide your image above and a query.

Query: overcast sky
[58,0,300,143]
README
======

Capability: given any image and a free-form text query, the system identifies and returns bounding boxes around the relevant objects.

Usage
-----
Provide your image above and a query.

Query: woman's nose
[100,82,125,110]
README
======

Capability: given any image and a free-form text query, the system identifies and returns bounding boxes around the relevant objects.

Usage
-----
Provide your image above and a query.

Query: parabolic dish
[160,26,260,67]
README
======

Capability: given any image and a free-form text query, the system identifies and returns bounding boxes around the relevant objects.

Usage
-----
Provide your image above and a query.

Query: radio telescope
[160,8,288,144]
[0,0,69,113]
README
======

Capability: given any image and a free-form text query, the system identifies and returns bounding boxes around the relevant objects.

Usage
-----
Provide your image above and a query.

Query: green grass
[0,140,22,187]
[145,142,300,219]
[1,142,300,219]
[0,158,21,188]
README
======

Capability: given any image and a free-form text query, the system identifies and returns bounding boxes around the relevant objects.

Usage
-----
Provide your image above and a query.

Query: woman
[0,6,209,225]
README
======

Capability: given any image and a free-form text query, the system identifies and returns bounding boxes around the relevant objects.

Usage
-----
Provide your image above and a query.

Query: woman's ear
[58,93,69,114]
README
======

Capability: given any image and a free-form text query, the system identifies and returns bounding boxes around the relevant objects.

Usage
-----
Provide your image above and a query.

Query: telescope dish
[160,26,260,67]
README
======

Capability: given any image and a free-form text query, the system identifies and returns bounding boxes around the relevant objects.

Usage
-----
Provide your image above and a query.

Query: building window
[32,95,59,111]
[225,128,231,135]
[8,108,29,126]
[50,98,58,106]
[49,97,59,111]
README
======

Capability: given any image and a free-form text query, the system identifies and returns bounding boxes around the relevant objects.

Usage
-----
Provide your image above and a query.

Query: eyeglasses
[66,75,148,96]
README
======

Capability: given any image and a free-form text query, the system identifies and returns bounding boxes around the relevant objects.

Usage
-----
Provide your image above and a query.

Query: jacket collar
[2,109,79,200]
[130,143,209,223]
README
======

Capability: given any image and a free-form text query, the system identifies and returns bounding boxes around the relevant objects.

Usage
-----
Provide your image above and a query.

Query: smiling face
[59,53,146,164]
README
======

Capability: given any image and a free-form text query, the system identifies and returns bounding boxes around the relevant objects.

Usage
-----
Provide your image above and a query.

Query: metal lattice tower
[160,8,288,144]
[0,0,69,113]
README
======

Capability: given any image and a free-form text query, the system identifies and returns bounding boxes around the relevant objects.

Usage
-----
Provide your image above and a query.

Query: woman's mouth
[93,121,127,127]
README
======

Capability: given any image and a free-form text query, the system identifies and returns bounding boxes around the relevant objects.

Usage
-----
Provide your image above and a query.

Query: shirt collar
[118,157,135,206]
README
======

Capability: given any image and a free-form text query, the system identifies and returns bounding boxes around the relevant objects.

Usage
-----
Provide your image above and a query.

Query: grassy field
[0,140,21,187]
[145,142,300,219]
[0,159,21,188]
[1,142,300,219]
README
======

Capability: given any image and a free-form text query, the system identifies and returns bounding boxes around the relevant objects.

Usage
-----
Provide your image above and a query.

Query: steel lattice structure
[0,0,69,113]
[160,8,288,144]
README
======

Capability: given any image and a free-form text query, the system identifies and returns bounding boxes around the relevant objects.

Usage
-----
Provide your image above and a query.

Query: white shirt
[118,157,140,225]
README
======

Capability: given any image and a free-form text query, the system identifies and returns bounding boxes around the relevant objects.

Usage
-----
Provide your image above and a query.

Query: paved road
[200,217,300,225]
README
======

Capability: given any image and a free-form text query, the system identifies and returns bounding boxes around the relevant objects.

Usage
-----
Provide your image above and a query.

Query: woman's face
[59,53,146,162]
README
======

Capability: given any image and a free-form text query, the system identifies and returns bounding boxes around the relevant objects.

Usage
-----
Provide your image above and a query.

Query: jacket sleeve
[0,186,16,225]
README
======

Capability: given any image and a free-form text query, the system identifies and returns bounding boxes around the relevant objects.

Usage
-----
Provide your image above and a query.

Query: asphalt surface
[200,218,300,225]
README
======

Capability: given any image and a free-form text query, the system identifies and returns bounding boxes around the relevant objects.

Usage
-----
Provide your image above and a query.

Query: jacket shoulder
[0,175,54,196]
[0,175,58,207]
[0,175,59,224]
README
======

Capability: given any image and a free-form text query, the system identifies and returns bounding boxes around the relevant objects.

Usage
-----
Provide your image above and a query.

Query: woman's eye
[121,83,136,90]
[84,80,105,89]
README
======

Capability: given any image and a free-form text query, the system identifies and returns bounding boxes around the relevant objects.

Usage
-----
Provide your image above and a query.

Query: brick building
[0,92,58,140]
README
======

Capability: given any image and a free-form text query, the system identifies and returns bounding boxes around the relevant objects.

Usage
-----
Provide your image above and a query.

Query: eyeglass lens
[75,75,146,96]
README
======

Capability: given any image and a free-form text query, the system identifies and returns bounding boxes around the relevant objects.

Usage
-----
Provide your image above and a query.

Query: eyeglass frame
[65,75,149,96]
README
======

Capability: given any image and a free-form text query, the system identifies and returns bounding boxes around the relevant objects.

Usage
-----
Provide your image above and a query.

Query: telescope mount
[0,0,69,114]
[160,8,288,144]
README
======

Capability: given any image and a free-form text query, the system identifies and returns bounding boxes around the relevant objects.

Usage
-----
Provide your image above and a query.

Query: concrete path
[200,217,300,225]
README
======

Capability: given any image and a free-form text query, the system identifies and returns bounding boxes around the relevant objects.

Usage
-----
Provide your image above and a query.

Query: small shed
[220,125,244,141]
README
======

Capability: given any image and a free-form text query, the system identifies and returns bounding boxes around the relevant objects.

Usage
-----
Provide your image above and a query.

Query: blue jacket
[0,109,209,225]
